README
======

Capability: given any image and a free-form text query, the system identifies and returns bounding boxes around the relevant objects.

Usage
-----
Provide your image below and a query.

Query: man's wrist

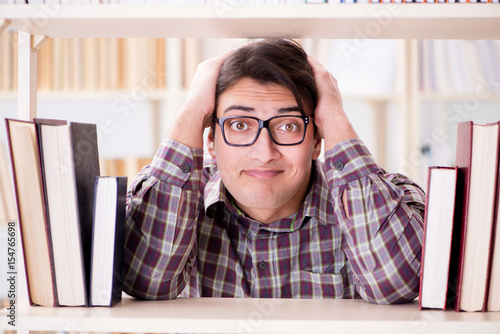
[321,116,358,152]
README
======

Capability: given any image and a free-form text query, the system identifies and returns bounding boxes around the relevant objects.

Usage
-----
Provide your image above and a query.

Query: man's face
[208,77,321,224]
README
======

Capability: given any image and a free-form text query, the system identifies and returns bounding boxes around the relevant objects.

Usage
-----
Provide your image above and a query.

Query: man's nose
[247,128,281,162]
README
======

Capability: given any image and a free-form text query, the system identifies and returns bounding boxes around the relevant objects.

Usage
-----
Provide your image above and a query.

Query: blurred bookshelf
[1,32,500,188]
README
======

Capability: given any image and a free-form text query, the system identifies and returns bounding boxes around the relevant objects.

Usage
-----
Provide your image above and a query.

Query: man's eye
[230,121,249,131]
[278,123,299,132]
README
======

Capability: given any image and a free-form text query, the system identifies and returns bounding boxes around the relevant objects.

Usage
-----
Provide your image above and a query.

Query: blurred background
[0,23,500,324]
[1,32,500,224]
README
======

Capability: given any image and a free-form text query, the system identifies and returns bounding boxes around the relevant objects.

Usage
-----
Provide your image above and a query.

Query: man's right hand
[166,50,232,149]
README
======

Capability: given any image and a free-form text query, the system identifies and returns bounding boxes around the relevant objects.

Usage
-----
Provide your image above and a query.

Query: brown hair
[215,39,317,117]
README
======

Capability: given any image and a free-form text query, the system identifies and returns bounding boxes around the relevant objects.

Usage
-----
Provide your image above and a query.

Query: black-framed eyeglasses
[214,115,310,147]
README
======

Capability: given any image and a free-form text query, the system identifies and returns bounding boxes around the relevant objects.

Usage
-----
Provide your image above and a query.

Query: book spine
[453,121,473,312]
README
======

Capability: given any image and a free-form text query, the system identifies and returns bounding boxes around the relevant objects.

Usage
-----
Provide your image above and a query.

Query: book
[0,142,17,222]
[182,38,201,89]
[52,38,63,90]
[37,37,53,90]
[454,121,500,312]
[35,119,87,306]
[419,166,458,310]
[487,150,500,312]
[462,40,485,95]
[156,38,166,89]
[432,40,453,95]
[1,29,13,90]
[90,176,127,307]
[71,38,84,90]
[82,38,99,90]
[444,40,472,94]
[70,122,101,304]
[5,118,57,307]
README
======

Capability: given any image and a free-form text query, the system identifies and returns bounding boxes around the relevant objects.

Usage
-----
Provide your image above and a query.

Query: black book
[70,122,101,305]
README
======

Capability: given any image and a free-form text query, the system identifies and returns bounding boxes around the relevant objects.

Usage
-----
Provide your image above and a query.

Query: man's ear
[312,132,322,160]
[207,127,216,159]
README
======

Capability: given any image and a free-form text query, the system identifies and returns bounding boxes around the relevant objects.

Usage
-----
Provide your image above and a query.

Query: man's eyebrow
[277,107,301,114]
[223,105,255,114]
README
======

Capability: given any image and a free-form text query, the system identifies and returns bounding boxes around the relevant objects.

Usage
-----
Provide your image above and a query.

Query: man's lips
[242,169,283,179]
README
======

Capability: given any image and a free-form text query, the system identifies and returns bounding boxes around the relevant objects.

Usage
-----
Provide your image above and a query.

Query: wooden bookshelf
[1,295,500,333]
[1,4,500,39]
[1,5,500,333]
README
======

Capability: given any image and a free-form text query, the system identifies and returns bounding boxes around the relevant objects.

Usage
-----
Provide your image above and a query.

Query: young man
[124,39,425,304]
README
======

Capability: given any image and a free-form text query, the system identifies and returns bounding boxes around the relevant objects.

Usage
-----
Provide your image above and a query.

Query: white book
[462,40,484,94]
[420,167,457,310]
[433,40,454,95]
[90,176,127,307]
[445,40,472,94]
[39,123,87,306]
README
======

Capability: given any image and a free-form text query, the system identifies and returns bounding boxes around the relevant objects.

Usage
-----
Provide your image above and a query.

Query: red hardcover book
[451,121,473,311]
[487,127,500,311]
[454,121,500,312]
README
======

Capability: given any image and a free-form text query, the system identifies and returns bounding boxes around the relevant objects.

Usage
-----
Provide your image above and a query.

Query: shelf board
[2,296,500,333]
[1,4,500,39]
[0,90,401,103]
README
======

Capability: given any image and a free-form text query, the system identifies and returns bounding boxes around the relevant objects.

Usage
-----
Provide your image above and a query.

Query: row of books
[0,143,145,223]
[0,30,166,92]
[100,156,151,187]
[420,120,500,312]
[38,37,166,92]
[0,29,18,92]
[420,40,500,95]
[5,118,127,307]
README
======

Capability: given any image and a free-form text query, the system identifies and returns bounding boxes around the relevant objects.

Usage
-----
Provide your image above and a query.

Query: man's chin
[234,194,288,213]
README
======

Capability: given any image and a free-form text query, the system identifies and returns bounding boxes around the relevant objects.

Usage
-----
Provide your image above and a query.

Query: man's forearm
[327,139,425,304]
[321,113,359,153]
[166,106,207,149]
[340,177,424,304]
[123,140,204,299]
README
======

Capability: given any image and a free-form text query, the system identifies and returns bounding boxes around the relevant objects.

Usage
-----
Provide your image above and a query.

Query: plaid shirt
[124,138,425,304]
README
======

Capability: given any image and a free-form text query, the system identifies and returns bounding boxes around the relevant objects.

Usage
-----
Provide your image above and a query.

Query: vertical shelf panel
[17,31,38,121]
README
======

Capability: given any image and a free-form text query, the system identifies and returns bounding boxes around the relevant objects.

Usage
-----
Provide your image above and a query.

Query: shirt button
[334,161,345,171]
[258,261,268,271]
[180,164,191,173]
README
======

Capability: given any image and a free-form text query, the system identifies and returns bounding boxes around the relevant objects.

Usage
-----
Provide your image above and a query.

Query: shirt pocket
[290,270,345,298]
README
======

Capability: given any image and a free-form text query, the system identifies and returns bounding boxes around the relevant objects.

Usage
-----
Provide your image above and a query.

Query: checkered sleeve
[123,139,204,300]
[326,138,426,305]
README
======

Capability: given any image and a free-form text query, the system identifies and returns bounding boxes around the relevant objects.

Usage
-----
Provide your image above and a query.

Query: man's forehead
[219,78,297,106]
[216,77,311,117]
